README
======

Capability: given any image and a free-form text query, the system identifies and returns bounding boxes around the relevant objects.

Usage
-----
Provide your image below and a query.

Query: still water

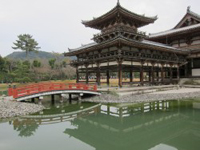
[0,100,200,150]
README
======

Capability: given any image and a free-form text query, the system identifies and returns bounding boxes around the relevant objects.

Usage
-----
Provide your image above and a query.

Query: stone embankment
[83,89,200,103]
[0,99,44,119]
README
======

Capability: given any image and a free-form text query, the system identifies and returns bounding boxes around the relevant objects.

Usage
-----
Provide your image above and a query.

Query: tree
[0,56,6,72]
[32,60,41,68]
[12,61,31,82]
[48,58,56,69]
[22,60,31,69]
[12,34,40,57]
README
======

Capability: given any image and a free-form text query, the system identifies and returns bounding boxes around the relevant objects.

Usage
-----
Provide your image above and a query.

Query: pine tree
[12,34,40,57]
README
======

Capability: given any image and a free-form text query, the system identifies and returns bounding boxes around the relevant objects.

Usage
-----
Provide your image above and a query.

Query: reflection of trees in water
[13,119,39,137]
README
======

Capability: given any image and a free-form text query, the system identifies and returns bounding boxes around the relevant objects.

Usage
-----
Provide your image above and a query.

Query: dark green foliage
[12,34,40,57]
[0,56,6,72]
[32,60,41,68]
[49,58,56,69]
[22,60,31,69]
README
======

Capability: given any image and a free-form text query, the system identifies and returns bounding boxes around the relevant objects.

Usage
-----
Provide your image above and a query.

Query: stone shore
[83,90,200,103]
[0,100,44,119]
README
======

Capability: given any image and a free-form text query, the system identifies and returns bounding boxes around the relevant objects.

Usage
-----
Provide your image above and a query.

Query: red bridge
[8,83,100,101]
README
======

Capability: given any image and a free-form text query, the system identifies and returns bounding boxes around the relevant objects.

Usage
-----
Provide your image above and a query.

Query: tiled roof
[149,23,200,38]
[67,37,187,55]
[142,40,178,50]
[69,42,97,52]
[82,3,157,29]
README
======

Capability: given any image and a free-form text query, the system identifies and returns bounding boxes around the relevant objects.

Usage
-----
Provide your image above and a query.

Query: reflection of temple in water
[64,101,200,150]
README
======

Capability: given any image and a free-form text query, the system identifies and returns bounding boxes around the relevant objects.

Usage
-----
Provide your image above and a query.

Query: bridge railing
[8,83,97,99]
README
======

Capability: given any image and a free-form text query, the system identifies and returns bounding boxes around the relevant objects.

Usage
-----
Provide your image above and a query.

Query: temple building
[65,2,189,87]
[148,6,200,77]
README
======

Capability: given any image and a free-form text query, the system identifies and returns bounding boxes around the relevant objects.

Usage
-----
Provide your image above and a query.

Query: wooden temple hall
[64,2,198,87]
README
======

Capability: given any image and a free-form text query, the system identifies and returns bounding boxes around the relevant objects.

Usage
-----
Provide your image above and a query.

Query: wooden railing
[8,83,97,99]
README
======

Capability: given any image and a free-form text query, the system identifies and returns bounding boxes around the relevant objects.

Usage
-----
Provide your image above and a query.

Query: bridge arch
[8,83,100,101]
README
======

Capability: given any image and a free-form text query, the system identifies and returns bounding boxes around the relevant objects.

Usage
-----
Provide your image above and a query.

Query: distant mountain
[6,51,67,60]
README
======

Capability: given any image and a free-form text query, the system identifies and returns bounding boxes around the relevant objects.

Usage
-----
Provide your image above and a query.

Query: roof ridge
[149,23,200,38]
[188,10,200,20]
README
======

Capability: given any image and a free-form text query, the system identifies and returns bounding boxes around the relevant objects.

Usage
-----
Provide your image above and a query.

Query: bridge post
[69,94,72,104]
[31,98,35,103]
[51,95,55,104]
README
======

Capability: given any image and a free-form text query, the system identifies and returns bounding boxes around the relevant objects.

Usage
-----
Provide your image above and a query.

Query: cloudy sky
[1,0,200,57]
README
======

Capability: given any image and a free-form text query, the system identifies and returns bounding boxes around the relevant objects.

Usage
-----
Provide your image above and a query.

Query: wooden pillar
[149,68,151,83]
[96,62,101,86]
[118,60,123,88]
[130,70,133,83]
[177,64,180,81]
[140,62,144,86]
[85,65,89,84]
[184,64,188,78]
[76,66,79,83]
[106,70,110,86]
[170,64,173,83]
[151,63,155,85]
[161,64,164,84]
[156,71,159,82]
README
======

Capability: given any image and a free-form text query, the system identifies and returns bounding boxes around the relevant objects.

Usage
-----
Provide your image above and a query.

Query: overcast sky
[1,0,200,57]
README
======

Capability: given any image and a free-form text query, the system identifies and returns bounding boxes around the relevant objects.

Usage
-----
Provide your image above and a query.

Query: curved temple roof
[66,36,188,56]
[82,2,157,30]
[149,23,200,39]
[174,8,200,29]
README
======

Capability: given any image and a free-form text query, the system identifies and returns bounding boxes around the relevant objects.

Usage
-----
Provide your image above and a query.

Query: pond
[0,99,200,150]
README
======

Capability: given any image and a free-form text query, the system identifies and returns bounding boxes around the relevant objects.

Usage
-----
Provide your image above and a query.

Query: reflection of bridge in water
[14,104,101,125]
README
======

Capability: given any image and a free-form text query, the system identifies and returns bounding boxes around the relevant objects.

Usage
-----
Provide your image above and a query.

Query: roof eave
[64,38,188,57]
[82,4,157,29]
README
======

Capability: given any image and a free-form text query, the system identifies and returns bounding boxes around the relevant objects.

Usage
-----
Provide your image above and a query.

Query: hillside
[6,51,66,60]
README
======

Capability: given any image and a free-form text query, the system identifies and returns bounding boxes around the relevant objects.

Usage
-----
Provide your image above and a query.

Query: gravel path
[83,89,200,103]
[0,100,44,119]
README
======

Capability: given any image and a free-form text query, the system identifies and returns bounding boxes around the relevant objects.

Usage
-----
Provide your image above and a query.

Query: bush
[15,77,32,83]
